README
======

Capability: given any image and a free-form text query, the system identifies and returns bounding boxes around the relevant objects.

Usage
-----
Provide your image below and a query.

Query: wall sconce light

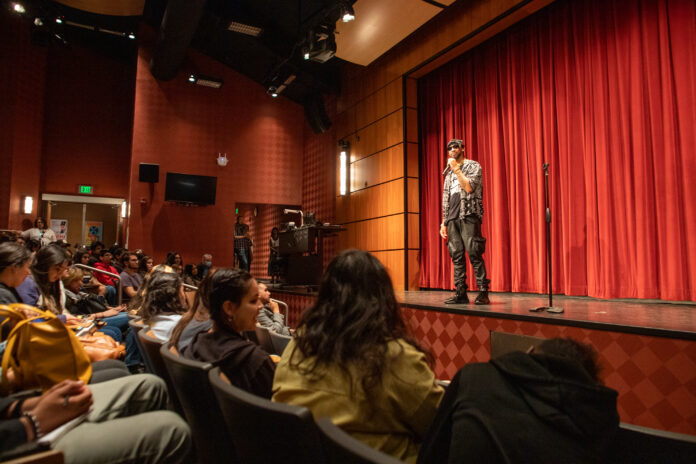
[121,201,127,219]
[217,152,228,167]
[22,196,33,215]
[339,140,350,196]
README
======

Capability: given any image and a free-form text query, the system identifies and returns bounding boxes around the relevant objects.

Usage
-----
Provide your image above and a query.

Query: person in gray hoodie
[418,337,619,464]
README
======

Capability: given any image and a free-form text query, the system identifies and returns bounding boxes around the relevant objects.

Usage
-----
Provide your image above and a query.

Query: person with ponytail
[181,268,275,398]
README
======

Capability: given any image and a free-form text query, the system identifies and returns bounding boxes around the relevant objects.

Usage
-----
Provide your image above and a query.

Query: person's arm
[448,158,473,193]
[123,286,137,298]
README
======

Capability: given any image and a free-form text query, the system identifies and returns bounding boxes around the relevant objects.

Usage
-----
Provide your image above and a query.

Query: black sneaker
[474,291,490,305]
[444,292,469,304]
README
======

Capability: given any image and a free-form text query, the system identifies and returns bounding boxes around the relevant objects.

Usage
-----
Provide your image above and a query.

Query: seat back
[254,323,275,354]
[127,319,150,371]
[606,423,696,463]
[316,417,404,464]
[160,344,237,464]
[269,330,292,356]
[489,331,545,359]
[208,367,325,464]
[137,329,183,415]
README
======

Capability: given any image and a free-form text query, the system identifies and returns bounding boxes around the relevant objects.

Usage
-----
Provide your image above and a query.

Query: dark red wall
[0,13,46,230]
[127,37,305,266]
[41,45,136,199]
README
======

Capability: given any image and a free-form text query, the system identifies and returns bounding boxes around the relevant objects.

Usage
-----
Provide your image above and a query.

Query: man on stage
[440,139,490,305]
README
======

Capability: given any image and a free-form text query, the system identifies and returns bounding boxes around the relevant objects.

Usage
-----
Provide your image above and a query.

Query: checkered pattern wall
[276,291,696,435]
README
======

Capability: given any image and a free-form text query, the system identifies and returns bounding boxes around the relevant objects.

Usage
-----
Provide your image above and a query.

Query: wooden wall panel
[347,110,403,162]
[351,144,404,191]
[371,250,406,290]
[406,108,419,143]
[337,214,405,252]
[407,178,420,213]
[408,212,420,250]
[405,77,418,108]
[407,142,419,178]
[336,179,404,224]
[355,79,403,130]
[408,249,420,289]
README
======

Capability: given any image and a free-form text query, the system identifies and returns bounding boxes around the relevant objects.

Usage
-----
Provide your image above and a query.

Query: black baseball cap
[447,139,464,149]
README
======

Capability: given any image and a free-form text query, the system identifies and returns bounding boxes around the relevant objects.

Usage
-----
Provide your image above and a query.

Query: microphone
[442,165,451,176]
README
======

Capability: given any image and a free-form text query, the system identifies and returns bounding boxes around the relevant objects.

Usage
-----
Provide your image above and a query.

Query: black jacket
[182,326,276,398]
[418,351,619,464]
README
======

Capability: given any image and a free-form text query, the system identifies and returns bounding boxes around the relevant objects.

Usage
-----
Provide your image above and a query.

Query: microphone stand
[531,163,563,313]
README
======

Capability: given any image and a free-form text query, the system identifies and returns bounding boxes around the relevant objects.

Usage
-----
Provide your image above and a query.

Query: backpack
[0,303,92,394]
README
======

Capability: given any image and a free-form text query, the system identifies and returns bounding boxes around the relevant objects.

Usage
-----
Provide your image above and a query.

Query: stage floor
[396,290,696,340]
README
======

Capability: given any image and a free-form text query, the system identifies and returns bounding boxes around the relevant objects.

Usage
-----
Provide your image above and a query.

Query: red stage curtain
[419,0,696,301]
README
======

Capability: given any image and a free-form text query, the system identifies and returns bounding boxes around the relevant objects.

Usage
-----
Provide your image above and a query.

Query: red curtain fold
[419,0,696,301]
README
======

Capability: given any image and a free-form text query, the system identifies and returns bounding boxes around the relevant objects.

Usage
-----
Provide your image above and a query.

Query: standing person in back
[234,217,251,271]
[20,217,56,247]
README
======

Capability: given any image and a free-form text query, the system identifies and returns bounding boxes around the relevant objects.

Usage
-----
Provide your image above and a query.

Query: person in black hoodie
[181,268,276,398]
[418,337,619,464]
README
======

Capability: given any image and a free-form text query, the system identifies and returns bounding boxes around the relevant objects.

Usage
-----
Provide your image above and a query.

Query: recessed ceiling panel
[335,0,455,66]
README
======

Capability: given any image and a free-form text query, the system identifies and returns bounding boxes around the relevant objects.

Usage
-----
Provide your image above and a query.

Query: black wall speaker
[139,163,159,183]
[304,93,332,134]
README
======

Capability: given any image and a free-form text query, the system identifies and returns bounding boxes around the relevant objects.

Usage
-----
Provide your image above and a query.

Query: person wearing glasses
[440,138,490,305]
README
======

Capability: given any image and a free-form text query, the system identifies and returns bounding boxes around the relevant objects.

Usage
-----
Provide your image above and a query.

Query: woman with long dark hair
[0,242,32,304]
[272,249,444,462]
[16,244,71,315]
[170,268,215,351]
[140,272,187,341]
[181,268,275,398]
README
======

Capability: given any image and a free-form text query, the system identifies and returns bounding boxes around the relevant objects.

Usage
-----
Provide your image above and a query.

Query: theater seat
[316,417,405,464]
[137,329,183,415]
[269,330,292,355]
[208,367,325,464]
[254,324,275,354]
[606,423,696,464]
[160,345,237,464]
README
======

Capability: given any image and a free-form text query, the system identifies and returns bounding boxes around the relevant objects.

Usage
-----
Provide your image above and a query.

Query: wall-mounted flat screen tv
[164,172,217,205]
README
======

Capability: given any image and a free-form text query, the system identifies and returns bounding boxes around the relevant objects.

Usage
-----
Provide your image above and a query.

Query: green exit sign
[79,185,93,194]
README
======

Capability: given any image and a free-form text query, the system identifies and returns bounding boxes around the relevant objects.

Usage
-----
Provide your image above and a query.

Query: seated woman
[0,374,191,463]
[0,242,32,305]
[139,271,186,341]
[62,268,129,334]
[181,268,276,398]
[170,269,216,352]
[272,249,444,463]
[15,245,122,343]
[73,249,108,299]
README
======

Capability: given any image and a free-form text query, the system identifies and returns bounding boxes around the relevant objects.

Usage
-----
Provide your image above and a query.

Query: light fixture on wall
[217,153,228,167]
[22,196,33,215]
[121,201,128,218]
[187,74,223,89]
[339,140,350,196]
[340,2,355,22]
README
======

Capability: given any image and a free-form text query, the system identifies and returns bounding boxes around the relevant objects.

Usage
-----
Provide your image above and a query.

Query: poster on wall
[85,221,103,245]
[50,219,68,241]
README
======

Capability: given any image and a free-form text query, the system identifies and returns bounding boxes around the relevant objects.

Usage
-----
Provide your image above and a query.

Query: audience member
[120,252,143,302]
[0,374,192,462]
[26,239,41,254]
[182,268,275,398]
[73,249,108,298]
[139,255,154,275]
[256,282,291,336]
[182,264,199,286]
[418,338,620,464]
[88,241,104,266]
[170,269,216,352]
[93,250,118,306]
[62,268,128,335]
[0,242,32,305]
[140,271,186,341]
[20,217,56,247]
[197,253,213,279]
[110,247,124,273]
[166,251,183,268]
[272,249,443,463]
